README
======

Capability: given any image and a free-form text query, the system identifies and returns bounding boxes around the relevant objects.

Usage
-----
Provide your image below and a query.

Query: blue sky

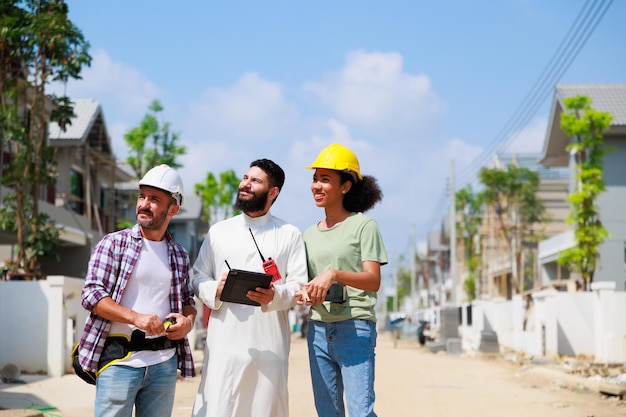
[58,0,625,279]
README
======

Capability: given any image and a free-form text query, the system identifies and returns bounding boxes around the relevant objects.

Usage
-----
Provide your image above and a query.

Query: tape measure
[163,317,176,330]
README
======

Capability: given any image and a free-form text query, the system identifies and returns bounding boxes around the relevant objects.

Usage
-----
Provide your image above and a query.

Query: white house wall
[581,136,626,289]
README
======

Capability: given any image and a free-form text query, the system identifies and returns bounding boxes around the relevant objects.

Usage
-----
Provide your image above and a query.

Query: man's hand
[215,272,228,297]
[295,287,310,305]
[246,284,275,306]
[133,312,167,336]
[163,313,194,340]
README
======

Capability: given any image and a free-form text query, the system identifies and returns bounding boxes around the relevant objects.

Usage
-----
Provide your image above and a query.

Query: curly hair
[340,172,383,213]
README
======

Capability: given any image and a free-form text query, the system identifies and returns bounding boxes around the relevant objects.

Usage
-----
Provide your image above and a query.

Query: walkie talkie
[249,228,282,282]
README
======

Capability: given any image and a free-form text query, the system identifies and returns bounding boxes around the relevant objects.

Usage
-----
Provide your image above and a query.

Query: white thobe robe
[191,212,308,417]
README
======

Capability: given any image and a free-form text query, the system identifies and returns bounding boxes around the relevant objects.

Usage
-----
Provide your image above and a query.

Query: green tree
[194,170,240,226]
[124,100,186,179]
[557,96,612,291]
[455,184,482,301]
[0,0,91,275]
[479,164,546,294]
[386,266,411,312]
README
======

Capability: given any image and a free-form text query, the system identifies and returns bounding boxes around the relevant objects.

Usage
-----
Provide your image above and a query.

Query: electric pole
[449,160,457,306]
[410,224,416,316]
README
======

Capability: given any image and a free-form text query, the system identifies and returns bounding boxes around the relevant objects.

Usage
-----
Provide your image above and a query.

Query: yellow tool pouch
[71,330,179,385]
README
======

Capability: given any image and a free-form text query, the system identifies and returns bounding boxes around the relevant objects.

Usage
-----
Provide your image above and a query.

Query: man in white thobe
[191,159,308,417]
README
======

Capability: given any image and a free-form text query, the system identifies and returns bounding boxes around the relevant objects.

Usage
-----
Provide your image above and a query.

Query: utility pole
[410,224,416,316]
[393,253,399,313]
[380,270,387,318]
[449,160,457,306]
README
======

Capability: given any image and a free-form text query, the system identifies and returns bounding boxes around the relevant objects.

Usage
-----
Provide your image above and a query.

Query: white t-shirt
[109,238,175,367]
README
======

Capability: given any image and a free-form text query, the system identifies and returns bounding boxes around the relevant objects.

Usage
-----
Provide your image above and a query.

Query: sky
[55,0,625,281]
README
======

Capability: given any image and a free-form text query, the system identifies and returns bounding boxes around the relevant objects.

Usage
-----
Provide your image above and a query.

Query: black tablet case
[220,269,272,306]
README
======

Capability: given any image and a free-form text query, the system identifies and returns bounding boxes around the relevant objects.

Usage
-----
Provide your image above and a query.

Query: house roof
[48,99,113,155]
[540,84,626,167]
[174,193,203,221]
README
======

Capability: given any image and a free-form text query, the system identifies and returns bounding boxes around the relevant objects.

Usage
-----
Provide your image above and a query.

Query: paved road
[1,332,624,416]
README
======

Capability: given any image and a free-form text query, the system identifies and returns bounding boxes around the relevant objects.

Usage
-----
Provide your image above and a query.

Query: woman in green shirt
[303,144,388,417]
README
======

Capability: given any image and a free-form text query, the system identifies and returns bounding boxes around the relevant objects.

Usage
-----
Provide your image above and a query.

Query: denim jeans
[94,355,178,417]
[307,319,377,417]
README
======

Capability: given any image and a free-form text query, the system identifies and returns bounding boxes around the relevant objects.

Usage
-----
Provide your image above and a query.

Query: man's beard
[137,208,168,230]
[235,189,269,213]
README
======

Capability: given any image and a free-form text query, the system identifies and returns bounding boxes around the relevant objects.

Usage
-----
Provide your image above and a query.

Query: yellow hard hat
[306,143,362,180]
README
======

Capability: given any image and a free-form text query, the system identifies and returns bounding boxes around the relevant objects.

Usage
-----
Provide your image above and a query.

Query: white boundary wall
[458,283,626,363]
[4,277,626,375]
[0,275,200,376]
[0,276,86,377]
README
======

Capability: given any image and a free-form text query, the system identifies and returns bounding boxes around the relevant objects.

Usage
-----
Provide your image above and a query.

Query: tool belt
[72,329,179,385]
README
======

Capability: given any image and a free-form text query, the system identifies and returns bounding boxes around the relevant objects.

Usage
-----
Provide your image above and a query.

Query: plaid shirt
[77,224,196,378]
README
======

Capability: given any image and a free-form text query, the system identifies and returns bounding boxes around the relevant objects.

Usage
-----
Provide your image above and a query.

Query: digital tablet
[219,269,273,306]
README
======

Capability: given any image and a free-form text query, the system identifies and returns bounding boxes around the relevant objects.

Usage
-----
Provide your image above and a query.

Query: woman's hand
[304,269,336,305]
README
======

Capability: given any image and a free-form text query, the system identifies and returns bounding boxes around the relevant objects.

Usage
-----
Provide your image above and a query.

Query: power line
[499,0,613,154]
[455,0,613,186]
[418,0,614,243]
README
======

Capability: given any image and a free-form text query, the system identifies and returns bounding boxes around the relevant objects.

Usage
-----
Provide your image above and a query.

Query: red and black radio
[249,228,282,282]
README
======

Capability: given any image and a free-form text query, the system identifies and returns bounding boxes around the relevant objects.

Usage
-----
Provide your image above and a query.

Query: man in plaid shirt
[74,165,196,417]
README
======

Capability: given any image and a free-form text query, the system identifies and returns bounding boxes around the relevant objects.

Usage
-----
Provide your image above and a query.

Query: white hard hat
[138,164,184,206]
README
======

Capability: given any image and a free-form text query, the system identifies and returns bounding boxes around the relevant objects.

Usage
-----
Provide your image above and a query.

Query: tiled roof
[541,83,626,167]
[48,99,102,142]
[555,84,626,125]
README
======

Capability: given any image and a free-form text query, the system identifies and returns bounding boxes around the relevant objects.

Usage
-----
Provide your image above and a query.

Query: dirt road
[286,334,624,417]
[1,331,624,416]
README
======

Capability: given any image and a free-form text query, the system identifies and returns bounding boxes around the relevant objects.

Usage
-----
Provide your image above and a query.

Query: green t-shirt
[303,212,388,323]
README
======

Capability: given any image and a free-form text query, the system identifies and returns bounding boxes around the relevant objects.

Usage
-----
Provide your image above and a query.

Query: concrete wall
[0,276,201,377]
[458,285,626,363]
[0,276,86,377]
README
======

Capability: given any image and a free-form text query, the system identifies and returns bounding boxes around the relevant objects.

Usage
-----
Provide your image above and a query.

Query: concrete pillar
[46,276,66,377]
[591,281,616,363]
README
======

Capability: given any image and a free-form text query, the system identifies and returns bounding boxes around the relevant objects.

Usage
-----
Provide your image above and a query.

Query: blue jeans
[307,319,377,417]
[94,355,178,417]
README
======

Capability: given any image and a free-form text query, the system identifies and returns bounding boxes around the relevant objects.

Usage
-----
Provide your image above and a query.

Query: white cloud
[502,117,548,154]
[62,49,161,117]
[303,50,446,140]
[176,72,304,193]
[183,72,300,146]
[109,121,132,159]
[47,49,162,160]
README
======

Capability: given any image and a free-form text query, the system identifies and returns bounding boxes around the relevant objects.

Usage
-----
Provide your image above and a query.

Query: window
[69,169,85,214]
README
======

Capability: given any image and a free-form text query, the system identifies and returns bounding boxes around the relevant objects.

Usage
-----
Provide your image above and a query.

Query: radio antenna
[249,228,266,262]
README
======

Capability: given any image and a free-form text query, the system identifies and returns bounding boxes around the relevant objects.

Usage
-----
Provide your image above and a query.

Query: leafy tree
[479,164,546,294]
[0,0,90,276]
[557,96,612,291]
[455,184,482,301]
[194,170,240,226]
[124,100,186,179]
[386,266,411,312]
